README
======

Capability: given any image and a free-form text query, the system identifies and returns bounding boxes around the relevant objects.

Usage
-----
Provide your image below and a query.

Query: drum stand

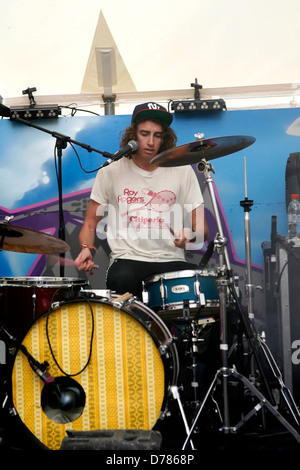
[182,158,300,449]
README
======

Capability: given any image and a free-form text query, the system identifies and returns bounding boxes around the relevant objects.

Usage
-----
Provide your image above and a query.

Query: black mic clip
[20,345,54,384]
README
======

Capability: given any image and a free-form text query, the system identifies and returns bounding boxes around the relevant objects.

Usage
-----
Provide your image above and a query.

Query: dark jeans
[106,259,198,299]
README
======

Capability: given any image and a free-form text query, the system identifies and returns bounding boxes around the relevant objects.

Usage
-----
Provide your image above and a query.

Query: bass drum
[10,296,179,450]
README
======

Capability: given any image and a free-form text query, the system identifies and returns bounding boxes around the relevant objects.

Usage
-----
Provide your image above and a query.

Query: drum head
[11,299,166,450]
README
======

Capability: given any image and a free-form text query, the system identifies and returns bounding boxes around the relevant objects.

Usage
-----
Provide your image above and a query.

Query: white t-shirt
[90,158,204,262]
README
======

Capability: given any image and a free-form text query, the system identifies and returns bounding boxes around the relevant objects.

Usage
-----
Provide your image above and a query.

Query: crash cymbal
[0,222,70,254]
[150,135,256,167]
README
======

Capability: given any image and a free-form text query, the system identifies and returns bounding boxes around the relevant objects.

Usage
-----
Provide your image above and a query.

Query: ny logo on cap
[147,103,162,110]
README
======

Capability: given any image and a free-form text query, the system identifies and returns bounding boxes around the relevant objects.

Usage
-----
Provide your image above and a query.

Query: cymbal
[150,135,256,167]
[0,222,70,254]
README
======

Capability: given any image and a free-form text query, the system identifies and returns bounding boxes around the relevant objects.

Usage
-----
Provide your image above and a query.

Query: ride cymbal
[151,135,256,167]
[0,222,70,254]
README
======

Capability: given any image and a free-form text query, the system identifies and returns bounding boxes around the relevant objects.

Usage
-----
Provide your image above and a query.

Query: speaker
[275,238,300,405]
[285,152,300,211]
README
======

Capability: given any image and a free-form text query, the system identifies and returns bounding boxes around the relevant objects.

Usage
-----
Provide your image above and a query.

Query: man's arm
[75,199,103,271]
[174,205,209,249]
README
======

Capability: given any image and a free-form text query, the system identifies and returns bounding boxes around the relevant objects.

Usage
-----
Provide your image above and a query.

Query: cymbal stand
[239,158,300,422]
[240,158,255,322]
[182,158,300,449]
[240,157,256,382]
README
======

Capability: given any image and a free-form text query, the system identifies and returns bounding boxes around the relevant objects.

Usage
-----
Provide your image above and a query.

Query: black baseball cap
[131,102,173,126]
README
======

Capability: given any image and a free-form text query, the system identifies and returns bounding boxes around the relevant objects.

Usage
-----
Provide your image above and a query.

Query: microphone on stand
[101,140,139,167]
[41,376,86,424]
[20,345,86,424]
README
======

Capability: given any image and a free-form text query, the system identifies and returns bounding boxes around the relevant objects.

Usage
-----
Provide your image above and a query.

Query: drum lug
[142,282,149,304]
[31,292,36,316]
[51,301,60,309]
[194,279,201,297]
[8,347,16,356]
[8,407,17,417]
[158,338,174,357]
[199,293,205,306]
[194,281,206,307]
[158,345,167,356]
[4,403,17,417]
[159,280,167,308]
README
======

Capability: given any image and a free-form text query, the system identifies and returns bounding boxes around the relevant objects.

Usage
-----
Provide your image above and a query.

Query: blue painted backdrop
[0,108,300,301]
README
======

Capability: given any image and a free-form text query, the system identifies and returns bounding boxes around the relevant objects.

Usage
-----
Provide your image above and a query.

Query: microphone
[19,345,54,384]
[20,345,86,424]
[101,140,138,167]
[41,376,86,424]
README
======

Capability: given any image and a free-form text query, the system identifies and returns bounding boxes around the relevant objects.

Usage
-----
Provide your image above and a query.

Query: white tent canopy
[1,0,300,113]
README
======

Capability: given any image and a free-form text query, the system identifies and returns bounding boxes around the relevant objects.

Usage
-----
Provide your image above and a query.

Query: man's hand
[75,247,96,272]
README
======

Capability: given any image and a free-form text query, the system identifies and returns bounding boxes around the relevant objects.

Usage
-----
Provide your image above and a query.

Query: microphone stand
[182,158,300,449]
[13,117,113,276]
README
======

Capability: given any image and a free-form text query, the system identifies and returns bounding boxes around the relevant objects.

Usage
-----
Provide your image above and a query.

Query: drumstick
[113,292,133,303]
[164,222,175,237]
[47,255,99,275]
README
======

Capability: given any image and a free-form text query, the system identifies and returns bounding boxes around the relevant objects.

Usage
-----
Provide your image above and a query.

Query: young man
[75,102,209,298]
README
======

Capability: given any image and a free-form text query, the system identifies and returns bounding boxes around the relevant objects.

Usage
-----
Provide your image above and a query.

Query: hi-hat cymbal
[150,135,256,167]
[0,222,70,254]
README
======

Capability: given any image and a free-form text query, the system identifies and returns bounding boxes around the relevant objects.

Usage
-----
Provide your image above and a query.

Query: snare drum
[143,269,219,320]
[10,297,178,450]
[0,277,89,339]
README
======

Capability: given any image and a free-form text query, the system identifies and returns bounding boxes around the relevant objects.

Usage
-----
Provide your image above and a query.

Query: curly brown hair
[120,118,177,154]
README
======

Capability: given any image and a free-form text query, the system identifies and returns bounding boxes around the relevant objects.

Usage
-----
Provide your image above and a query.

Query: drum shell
[9,297,178,450]
[0,277,89,339]
[143,269,219,312]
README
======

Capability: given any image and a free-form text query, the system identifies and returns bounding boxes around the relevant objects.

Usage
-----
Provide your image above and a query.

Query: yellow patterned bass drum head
[11,297,179,450]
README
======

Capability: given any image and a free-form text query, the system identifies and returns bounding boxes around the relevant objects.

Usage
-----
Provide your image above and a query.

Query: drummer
[75,102,209,298]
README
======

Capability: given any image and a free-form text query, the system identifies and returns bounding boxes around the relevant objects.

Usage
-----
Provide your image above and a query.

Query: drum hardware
[179,156,300,449]
[169,300,209,413]
[182,298,191,321]
[197,316,215,328]
[103,295,196,449]
[79,288,111,301]
[169,385,195,450]
[188,319,202,405]
[160,278,166,309]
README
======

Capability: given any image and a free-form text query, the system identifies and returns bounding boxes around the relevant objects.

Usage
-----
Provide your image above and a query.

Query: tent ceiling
[1,0,300,113]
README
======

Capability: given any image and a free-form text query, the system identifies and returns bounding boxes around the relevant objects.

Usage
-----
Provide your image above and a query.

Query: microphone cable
[45,289,95,378]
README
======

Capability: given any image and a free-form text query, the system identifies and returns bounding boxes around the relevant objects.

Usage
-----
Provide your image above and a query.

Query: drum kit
[1,135,300,451]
